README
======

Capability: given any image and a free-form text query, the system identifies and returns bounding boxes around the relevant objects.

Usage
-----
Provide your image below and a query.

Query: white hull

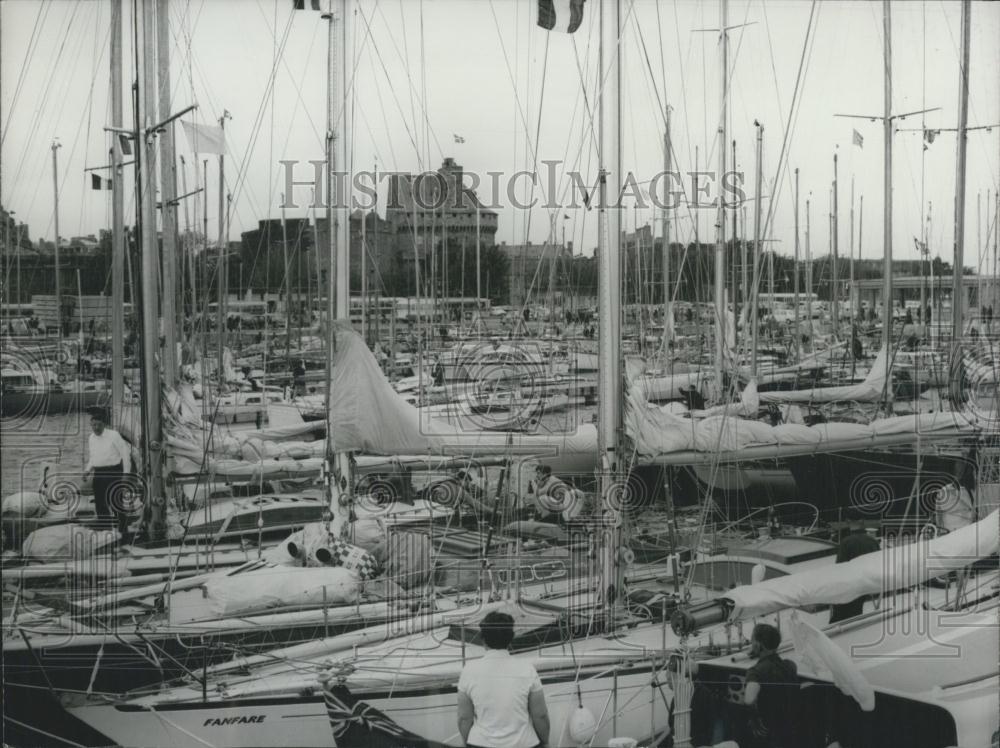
[67,662,669,747]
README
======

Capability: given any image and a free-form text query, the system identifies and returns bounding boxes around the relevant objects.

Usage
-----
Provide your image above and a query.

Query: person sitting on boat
[743,623,799,748]
[828,525,880,624]
[83,406,133,537]
[529,464,589,524]
[457,610,550,748]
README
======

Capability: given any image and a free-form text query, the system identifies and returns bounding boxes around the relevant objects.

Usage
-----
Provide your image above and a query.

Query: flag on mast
[181,120,225,156]
[453,134,465,144]
[537,0,587,33]
[852,129,864,148]
[90,174,112,190]
[292,0,321,10]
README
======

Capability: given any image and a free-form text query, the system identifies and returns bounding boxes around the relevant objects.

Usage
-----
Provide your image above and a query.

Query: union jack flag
[324,683,444,747]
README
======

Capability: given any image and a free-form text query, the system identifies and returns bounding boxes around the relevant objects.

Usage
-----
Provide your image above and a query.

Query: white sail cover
[757,347,890,404]
[327,321,596,473]
[724,509,999,619]
[626,367,977,458]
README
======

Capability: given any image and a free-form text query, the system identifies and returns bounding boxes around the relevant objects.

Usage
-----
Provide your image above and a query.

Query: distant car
[491,307,508,317]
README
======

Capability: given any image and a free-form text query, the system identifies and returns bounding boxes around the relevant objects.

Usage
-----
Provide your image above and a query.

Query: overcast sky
[2,0,998,276]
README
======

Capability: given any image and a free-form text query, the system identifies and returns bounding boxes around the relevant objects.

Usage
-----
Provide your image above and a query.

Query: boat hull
[66,662,670,747]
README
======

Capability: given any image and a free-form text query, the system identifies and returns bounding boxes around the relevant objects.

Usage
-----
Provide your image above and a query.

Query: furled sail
[757,347,890,404]
[327,321,597,473]
[723,509,999,619]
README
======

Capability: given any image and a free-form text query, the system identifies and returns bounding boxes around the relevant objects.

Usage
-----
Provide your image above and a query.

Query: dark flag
[293,0,321,9]
[537,0,587,33]
[323,682,446,748]
[118,133,133,156]
[91,174,112,190]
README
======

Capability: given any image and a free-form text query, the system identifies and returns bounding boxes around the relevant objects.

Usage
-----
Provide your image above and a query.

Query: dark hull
[786,448,972,520]
[0,389,108,418]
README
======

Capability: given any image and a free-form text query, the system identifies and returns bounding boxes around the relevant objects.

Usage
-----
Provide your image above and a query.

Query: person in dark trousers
[457,611,550,748]
[83,407,133,536]
[743,623,799,748]
[829,527,880,623]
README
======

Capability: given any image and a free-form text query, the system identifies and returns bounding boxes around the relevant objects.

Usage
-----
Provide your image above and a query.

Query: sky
[2,0,999,275]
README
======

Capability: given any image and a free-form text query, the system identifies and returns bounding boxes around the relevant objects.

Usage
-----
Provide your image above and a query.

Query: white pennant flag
[181,120,225,155]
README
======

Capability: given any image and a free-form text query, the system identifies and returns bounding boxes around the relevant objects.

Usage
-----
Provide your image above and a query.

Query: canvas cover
[723,509,999,619]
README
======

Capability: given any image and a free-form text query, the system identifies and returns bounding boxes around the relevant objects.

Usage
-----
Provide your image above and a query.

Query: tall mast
[951,0,971,350]
[598,0,624,615]
[475,201,481,336]
[282,194,291,358]
[110,0,125,410]
[51,142,62,336]
[849,176,855,321]
[157,0,178,384]
[662,108,671,329]
[881,0,893,344]
[139,0,165,539]
[751,121,763,377]
[793,167,800,359]
[858,194,864,319]
[714,0,728,389]
[805,195,812,345]
[216,112,228,391]
[832,152,839,336]
[323,0,352,538]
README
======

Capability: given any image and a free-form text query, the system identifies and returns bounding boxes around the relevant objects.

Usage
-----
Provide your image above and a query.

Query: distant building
[496,241,573,308]
[1,205,34,256]
[384,157,499,291]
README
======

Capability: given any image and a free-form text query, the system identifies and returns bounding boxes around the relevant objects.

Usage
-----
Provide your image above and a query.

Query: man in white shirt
[457,611,550,748]
[83,407,133,535]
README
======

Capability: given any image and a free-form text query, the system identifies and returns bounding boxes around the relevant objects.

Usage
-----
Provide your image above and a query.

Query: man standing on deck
[83,407,132,536]
[743,623,799,748]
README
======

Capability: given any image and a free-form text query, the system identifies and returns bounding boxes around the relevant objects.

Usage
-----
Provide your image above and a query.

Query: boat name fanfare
[203,716,267,727]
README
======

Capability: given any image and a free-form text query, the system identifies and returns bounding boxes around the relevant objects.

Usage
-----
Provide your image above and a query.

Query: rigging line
[355,7,425,166]
[628,9,666,131]
[228,6,296,214]
[7,0,83,200]
[392,0,422,165]
[757,1,819,257]
[366,38,398,172]
[34,7,111,242]
[936,0,999,195]
[0,0,51,151]
[78,1,103,235]
[511,32,552,316]
[420,0,430,169]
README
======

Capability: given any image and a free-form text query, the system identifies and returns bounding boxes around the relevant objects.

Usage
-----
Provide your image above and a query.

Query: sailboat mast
[282,195,291,358]
[806,196,812,337]
[139,0,165,539]
[51,142,62,336]
[323,0,352,538]
[157,0,178,384]
[882,0,893,343]
[832,152,839,335]
[858,194,864,319]
[751,121,763,376]
[951,0,971,348]
[662,107,671,326]
[597,0,624,614]
[793,168,800,358]
[475,202,481,334]
[714,0,728,389]
[216,113,228,390]
[110,0,125,411]
[849,176,855,320]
